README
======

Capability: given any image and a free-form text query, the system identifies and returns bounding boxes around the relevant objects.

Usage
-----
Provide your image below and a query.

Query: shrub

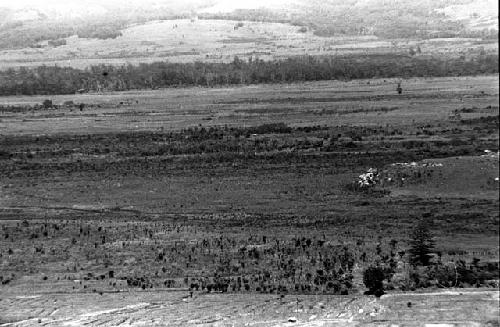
[42,99,53,109]
[0,150,10,159]
[363,266,385,296]
[48,39,67,47]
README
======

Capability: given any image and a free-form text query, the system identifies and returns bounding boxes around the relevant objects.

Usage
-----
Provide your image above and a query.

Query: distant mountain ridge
[1,0,497,23]
[0,0,497,51]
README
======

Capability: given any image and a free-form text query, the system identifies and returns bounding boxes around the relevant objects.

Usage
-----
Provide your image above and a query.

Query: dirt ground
[0,289,498,326]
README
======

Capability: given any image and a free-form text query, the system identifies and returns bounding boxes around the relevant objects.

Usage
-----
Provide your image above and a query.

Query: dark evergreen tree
[409,219,435,266]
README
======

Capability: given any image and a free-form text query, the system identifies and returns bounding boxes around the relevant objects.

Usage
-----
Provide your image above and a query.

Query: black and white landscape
[0,0,498,326]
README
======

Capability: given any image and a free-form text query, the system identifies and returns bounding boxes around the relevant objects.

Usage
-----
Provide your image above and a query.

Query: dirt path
[0,289,497,326]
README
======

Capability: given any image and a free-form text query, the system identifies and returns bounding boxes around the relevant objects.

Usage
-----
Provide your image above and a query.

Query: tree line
[0,54,497,96]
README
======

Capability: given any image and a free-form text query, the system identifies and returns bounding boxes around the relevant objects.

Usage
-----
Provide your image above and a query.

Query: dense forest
[0,54,498,96]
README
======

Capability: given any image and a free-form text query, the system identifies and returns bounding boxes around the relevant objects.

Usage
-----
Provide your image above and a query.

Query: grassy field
[0,18,497,69]
[0,75,499,325]
[0,75,498,135]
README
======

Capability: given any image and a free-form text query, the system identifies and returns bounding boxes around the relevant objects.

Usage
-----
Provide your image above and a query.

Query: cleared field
[0,75,498,136]
[0,19,497,69]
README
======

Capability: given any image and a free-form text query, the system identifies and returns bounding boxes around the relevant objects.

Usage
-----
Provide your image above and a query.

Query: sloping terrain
[437,0,498,30]
[3,18,494,70]
[0,0,497,69]
[0,19,391,68]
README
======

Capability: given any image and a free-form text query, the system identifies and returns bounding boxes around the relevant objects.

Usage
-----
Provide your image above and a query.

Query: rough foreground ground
[0,289,498,326]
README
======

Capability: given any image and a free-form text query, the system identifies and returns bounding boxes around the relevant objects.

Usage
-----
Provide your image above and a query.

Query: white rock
[288,316,297,322]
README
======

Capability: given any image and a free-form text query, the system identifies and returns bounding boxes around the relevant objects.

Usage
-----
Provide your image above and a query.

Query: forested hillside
[0,0,497,50]
[200,0,498,39]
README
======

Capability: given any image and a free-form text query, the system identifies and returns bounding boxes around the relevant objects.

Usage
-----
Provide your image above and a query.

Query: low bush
[363,266,386,296]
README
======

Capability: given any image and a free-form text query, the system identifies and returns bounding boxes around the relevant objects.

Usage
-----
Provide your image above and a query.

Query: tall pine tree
[409,218,435,266]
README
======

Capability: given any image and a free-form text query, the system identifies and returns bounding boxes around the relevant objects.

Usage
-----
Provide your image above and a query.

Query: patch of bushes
[344,182,390,196]
[398,260,499,290]
[247,123,292,135]
[48,39,67,47]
